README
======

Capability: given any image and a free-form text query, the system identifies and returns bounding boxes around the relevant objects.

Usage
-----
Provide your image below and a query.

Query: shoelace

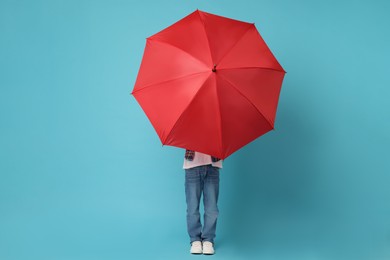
[192,242,202,248]
[202,242,212,248]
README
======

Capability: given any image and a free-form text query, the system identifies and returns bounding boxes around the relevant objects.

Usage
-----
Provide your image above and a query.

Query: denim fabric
[185,164,220,244]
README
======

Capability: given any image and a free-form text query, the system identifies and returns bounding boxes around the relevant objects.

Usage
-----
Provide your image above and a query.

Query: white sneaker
[202,241,215,255]
[190,241,202,254]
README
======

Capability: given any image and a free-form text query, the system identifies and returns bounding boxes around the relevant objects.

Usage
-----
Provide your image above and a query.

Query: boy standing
[183,149,222,255]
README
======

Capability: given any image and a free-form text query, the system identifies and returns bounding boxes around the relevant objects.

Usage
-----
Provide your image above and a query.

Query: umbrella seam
[132,71,210,95]
[216,24,253,65]
[218,66,286,73]
[162,73,213,145]
[218,73,275,130]
[214,75,224,158]
[253,24,286,73]
[146,38,210,69]
[196,10,214,68]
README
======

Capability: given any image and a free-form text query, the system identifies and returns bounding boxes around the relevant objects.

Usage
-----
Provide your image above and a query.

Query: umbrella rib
[218,73,275,130]
[146,38,210,68]
[196,10,214,66]
[216,24,253,65]
[131,71,209,95]
[214,76,224,159]
[219,66,286,73]
[163,73,212,145]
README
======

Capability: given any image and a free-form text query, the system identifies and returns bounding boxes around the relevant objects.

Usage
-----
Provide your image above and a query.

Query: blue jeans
[185,164,220,244]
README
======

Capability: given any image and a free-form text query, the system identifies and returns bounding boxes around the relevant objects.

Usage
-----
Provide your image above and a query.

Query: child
[183,149,222,255]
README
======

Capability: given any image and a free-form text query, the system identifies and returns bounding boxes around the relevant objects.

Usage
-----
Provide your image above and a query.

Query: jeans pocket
[185,168,200,183]
[206,168,219,183]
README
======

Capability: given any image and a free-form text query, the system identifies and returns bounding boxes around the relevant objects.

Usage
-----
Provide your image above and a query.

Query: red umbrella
[132,10,286,159]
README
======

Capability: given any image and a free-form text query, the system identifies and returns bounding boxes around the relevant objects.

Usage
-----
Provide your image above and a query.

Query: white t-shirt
[183,151,223,169]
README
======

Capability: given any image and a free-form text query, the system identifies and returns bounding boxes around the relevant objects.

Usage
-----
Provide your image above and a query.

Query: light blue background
[1,0,389,259]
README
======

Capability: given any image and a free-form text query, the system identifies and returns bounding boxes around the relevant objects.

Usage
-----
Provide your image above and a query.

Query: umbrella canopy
[132,10,286,159]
